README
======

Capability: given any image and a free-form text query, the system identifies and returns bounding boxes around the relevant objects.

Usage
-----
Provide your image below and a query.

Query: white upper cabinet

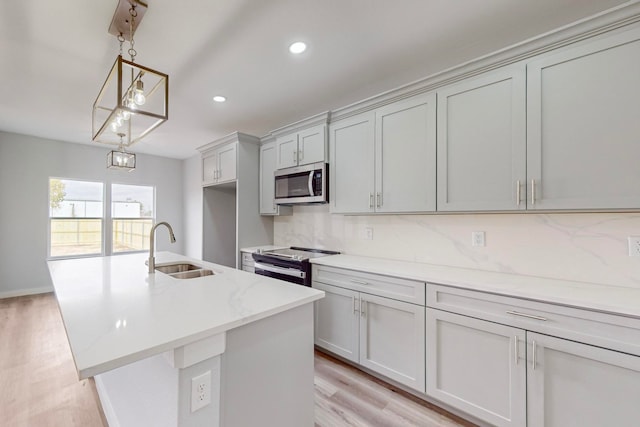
[437,65,526,211]
[275,123,327,170]
[330,92,436,214]
[275,133,298,169]
[330,112,376,214]
[527,28,640,210]
[201,142,237,186]
[259,140,292,216]
[375,93,436,213]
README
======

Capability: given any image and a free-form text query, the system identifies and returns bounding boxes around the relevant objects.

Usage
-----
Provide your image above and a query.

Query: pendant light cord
[128,6,137,62]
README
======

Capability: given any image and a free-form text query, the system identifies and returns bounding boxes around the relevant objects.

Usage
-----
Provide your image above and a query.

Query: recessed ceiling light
[213,95,226,103]
[289,41,307,54]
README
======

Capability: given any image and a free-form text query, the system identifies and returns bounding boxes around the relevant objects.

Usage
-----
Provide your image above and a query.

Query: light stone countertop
[310,254,640,319]
[48,251,323,379]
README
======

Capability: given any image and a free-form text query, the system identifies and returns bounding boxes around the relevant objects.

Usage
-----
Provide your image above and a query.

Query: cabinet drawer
[241,252,254,266]
[313,265,425,305]
[427,284,640,357]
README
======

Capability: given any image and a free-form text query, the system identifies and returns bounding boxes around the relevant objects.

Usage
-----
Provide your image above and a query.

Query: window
[111,184,155,253]
[49,178,104,258]
[48,179,156,259]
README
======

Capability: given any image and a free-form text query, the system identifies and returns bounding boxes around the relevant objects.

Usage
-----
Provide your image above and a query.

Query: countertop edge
[310,254,640,320]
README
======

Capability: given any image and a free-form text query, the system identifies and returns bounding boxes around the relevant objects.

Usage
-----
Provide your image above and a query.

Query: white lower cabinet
[313,282,360,362]
[427,284,640,427]
[426,308,526,427]
[313,278,425,393]
[527,332,640,427]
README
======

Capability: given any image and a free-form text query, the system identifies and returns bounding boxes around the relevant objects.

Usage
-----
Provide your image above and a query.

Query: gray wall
[0,131,184,298]
[182,154,203,260]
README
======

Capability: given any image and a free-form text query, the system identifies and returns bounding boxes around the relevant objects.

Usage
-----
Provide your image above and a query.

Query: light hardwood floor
[1,293,473,427]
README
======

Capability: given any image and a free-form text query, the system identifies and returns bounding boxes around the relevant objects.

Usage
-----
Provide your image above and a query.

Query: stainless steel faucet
[148,221,176,273]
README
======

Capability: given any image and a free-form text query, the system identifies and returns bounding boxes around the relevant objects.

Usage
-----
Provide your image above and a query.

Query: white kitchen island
[47,251,324,427]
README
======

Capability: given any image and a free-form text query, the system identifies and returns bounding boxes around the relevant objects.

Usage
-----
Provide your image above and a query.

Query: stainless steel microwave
[274,162,328,205]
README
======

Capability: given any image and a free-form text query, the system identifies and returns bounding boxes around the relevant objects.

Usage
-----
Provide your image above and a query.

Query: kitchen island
[47,251,324,427]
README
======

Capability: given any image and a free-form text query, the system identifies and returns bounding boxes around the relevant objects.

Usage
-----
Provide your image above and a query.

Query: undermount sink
[155,263,202,274]
[155,262,214,279]
[169,269,214,279]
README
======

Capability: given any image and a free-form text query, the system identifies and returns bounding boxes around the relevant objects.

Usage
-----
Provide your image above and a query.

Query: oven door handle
[254,262,306,279]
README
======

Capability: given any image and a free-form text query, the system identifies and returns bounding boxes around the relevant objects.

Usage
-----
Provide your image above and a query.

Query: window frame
[47,178,157,260]
[47,177,106,260]
[110,182,156,255]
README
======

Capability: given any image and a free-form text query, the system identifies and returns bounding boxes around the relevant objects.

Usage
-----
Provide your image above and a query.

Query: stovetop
[255,247,340,262]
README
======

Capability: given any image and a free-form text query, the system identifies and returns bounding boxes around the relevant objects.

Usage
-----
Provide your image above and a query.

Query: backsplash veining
[274,206,640,289]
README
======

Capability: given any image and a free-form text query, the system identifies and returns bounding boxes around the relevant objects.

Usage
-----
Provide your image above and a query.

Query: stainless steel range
[252,247,339,286]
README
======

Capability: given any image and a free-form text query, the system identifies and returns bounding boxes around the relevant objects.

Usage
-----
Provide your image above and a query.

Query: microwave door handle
[308,171,314,196]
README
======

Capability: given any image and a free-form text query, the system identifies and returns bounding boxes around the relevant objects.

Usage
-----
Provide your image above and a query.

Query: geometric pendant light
[92,0,168,168]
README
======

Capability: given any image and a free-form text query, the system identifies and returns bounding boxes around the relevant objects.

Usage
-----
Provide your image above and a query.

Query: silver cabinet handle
[376,192,382,208]
[531,179,536,205]
[516,180,521,207]
[360,298,365,317]
[532,340,537,370]
[299,149,303,163]
[352,296,359,315]
[350,278,369,285]
[514,336,518,365]
[506,310,547,321]
[293,150,297,163]
[369,193,374,208]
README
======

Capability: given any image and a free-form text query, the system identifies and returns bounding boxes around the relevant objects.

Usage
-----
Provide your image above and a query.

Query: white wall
[0,131,184,298]
[182,154,203,260]
[274,206,640,289]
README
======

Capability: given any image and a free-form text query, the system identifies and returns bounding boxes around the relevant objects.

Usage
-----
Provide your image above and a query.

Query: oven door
[254,262,306,286]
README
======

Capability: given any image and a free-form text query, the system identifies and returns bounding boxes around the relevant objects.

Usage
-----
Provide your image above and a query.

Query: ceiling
[0,0,630,159]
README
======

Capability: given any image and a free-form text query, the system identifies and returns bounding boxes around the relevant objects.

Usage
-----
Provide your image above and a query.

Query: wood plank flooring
[314,351,474,427]
[0,293,107,427]
[1,293,474,427]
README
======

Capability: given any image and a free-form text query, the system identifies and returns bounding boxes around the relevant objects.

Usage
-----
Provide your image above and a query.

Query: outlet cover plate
[628,236,640,256]
[471,231,486,247]
[191,370,211,412]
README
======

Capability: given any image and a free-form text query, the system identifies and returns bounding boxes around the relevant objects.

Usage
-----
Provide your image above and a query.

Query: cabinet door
[259,142,278,214]
[275,133,298,169]
[375,93,436,213]
[426,309,526,427]
[298,124,326,166]
[437,65,526,211]
[527,29,640,209]
[359,293,425,392]
[329,112,376,214]
[313,282,360,363]
[527,332,640,427]
[202,153,217,186]
[217,143,237,183]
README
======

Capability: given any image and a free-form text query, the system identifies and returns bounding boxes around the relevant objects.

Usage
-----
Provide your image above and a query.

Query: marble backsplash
[274,205,640,289]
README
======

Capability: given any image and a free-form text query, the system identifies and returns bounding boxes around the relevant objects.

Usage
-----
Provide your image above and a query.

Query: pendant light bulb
[110,122,119,132]
[122,109,131,120]
[134,80,146,105]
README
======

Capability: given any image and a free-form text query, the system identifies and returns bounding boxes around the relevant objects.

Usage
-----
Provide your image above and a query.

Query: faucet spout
[148,221,176,273]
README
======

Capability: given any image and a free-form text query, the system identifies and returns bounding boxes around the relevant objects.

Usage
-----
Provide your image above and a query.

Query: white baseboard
[94,375,120,427]
[0,286,52,299]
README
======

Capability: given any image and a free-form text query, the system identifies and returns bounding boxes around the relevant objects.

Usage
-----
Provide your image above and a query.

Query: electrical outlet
[628,236,640,256]
[364,227,374,240]
[191,371,211,412]
[471,231,486,247]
